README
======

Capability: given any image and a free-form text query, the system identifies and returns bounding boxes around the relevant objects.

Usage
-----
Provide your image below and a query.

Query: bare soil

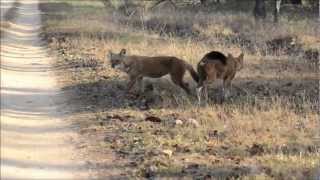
[1,0,89,179]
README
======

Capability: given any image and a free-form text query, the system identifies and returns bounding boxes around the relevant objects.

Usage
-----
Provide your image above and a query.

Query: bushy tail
[185,63,199,83]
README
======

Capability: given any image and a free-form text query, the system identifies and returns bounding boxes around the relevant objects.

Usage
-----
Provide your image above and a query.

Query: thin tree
[274,0,282,23]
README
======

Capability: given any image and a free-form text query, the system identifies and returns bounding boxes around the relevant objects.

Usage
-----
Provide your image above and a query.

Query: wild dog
[108,49,199,94]
[196,51,244,104]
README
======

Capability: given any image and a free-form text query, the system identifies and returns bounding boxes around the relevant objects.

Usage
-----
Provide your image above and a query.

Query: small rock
[187,118,200,127]
[162,149,173,157]
[175,119,183,125]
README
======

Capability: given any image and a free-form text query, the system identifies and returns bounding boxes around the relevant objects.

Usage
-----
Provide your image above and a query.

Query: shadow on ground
[61,72,319,114]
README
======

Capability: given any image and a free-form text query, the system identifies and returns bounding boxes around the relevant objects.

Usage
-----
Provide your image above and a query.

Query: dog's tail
[185,63,199,83]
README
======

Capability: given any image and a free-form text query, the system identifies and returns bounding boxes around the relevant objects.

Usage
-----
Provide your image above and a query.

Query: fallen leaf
[145,116,162,123]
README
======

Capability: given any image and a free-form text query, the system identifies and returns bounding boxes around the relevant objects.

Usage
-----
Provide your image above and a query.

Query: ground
[3,0,320,179]
[0,0,88,179]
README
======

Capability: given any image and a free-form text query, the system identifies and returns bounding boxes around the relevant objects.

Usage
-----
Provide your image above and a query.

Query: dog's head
[107,49,126,69]
[228,53,244,71]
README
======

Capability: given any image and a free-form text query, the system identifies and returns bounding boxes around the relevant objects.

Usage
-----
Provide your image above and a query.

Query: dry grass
[41,1,319,179]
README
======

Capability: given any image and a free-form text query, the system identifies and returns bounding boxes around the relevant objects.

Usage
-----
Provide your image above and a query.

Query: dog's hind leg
[178,80,191,95]
[172,78,191,94]
[222,78,232,99]
[196,86,203,106]
[127,75,139,93]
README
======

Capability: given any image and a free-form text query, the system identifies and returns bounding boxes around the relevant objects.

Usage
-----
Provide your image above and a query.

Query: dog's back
[201,51,227,65]
[197,51,227,85]
[125,56,184,78]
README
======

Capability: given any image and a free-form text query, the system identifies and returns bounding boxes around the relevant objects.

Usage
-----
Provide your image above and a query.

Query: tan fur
[108,49,199,94]
[196,51,244,104]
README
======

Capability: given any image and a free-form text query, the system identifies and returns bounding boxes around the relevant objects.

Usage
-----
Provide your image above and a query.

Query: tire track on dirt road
[1,0,89,179]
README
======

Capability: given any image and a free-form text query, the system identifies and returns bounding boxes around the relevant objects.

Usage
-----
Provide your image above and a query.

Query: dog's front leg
[204,84,208,105]
[127,76,138,93]
[222,80,232,99]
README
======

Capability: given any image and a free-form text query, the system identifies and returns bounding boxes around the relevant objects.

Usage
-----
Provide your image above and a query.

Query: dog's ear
[120,49,126,56]
[236,53,244,71]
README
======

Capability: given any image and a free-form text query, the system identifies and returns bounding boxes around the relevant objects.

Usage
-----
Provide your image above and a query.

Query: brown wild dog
[196,51,244,104]
[108,49,199,94]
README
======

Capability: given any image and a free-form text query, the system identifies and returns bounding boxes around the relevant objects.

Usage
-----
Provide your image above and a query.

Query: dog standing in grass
[196,51,244,104]
[108,49,199,94]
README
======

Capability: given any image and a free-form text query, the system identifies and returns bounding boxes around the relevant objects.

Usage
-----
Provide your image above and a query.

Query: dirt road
[1,0,88,179]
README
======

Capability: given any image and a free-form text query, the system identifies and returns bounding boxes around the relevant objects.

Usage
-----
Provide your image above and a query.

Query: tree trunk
[274,0,282,23]
[254,0,267,21]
